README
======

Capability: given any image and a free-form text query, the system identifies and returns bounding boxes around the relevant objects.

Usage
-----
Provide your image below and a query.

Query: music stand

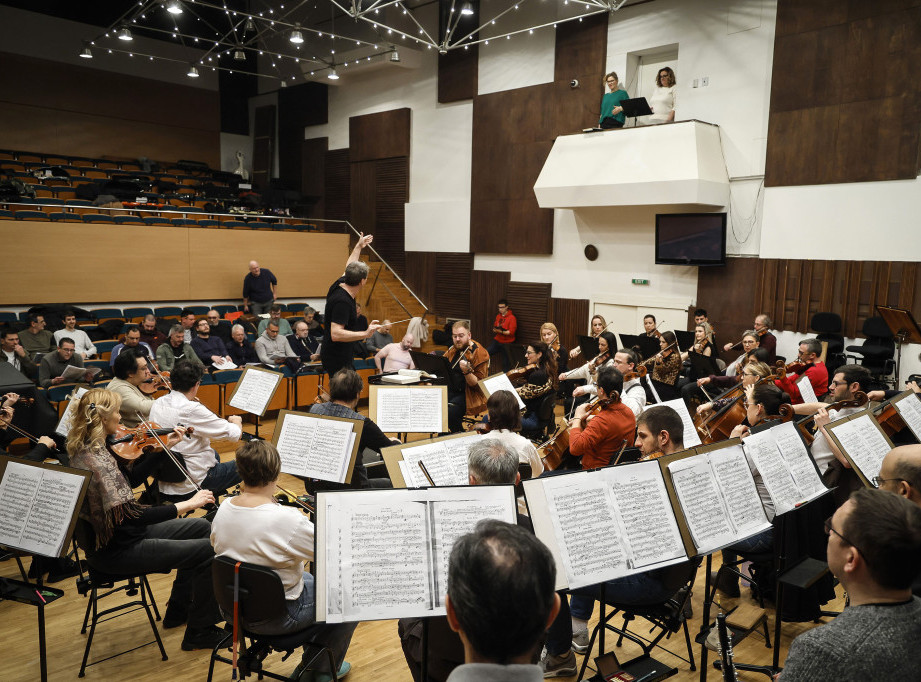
[674,330,694,351]
[876,306,921,383]
[619,96,653,126]
[577,335,600,360]
[636,336,661,361]
[409,351,466,393]
[687,351,721,379]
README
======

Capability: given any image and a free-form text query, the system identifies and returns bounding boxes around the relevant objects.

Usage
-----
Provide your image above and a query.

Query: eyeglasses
[829,380,847,387]
[824,515,863,555]
[871,476,911,489]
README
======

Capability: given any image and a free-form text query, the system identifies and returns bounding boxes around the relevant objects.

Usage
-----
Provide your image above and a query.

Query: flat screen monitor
[655,212,727,266]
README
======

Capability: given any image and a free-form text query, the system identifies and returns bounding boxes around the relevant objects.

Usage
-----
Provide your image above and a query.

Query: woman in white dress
[649,66,677,124]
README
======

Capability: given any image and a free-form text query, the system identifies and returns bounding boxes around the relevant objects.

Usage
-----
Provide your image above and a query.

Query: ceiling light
[166,1,183,15]
[187,64,200,78]
[390,48,400,62]
[328,67,339,80]
[234,48,246,61]
[244,17,255,32]
[280,80,287,88]
[289,28,304,44]
[118,27,133,41]
[460,1,474,15]
[79,45,93,59]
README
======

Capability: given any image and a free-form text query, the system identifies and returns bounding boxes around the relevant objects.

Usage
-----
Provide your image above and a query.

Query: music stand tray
[409,351,465,393]
[875,305,921,384]
[620,96,653,121]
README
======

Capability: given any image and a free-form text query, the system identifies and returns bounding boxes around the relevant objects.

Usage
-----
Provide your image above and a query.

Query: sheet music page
[442,435,478,483]
[409,387,445,433]
[401,442,457,486]
[829,414,892,481]
[658,399,702,447]
[894,394,921,441]
[542,474,628,589]
[647,379,661,404]
[742,429,801,515]
[55,386,88,437]
[772,422,825,498]
[603,462,687,569]
[0,462,84,557]
[276,414,355,483]
[326,499,431,622]
[668,456,735,554]
[481,374,525,410]
[708,444,771,539]
[398,460,429,489]
[796,374,818,404]
[228,369,280,415]
[375,388,412,432]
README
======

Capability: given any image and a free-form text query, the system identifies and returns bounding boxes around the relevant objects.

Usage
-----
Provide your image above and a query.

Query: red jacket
[570,401,636,470]
[493,310,517,344]
[776,362,828,404]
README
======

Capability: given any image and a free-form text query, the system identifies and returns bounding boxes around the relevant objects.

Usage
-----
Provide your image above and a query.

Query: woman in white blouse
[649,66,677,124]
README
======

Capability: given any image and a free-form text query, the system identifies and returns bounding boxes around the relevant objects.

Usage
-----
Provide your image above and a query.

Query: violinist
[568,366,636,470]
[0,394,63,464]
[775,337,828,404]
[516,342,558,433]
[635,405,685,462]
[643,314,662,339]
[724,314,776,364]
[148,360,243,501]
[443,321,490,432]
[680,322,714,362]
[681,331,763,406]
[641,331,682,385]
[210,439,356,679]
[560,331,617,413]
[540,322,568,374]
[68,388,227,651]
[611,348,647,417]
[108,348,156,428]
[569,315,607,360]
[484,390,544,477]
[696,360,773,417]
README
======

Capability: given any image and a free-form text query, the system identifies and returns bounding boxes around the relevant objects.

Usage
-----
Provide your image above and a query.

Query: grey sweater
[780,597,921,681]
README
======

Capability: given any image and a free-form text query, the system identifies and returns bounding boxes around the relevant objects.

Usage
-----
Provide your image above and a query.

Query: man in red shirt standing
[567,366,636,470]
[486,299,517,372]
[776,337,828,403]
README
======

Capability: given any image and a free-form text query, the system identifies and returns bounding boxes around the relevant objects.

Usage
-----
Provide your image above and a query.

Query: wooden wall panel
[554,13,608,83]
[469,270,510,342]
[766,1,921,186]
[349,108,411,162]
[252,105,276,190]
[375,157,408,276]
[403,252,436,310]
[435,253,474,319]
[438,47,479,103]
[301,137,328,218]
[506,282,552,347]
[325,148,350,221]
[0,222,348,304]
[549,297,591,356]
[350,160,376,234]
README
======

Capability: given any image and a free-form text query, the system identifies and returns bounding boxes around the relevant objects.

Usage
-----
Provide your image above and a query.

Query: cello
[695,366,787,444]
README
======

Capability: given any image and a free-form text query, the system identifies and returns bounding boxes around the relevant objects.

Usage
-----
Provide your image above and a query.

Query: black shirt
[242,268,277,303]
[227,340,258,365]
[288,333,319,360]
[321,276,358,366]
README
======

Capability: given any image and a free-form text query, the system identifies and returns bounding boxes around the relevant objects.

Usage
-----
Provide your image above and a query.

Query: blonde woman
[68,388,225,650]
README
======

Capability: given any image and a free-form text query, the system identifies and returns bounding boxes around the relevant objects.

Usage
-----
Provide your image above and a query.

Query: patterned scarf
[71,445,142,549]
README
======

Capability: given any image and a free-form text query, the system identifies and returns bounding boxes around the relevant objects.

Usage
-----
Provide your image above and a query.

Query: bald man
[875,445,921,597]
[242,260,277,316]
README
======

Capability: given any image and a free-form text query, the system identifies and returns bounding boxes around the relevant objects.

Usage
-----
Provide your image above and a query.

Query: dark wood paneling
[404,252,436,310]
[301,137,328,218]
[350,160,377,235]
[349,108,411,162]
[469,270,510,342]
[374,157,408,276]
[766,1,921,186]
[438,47,479,103]
[324,148,350,221]
[549,297,591,356]
[554,13,608,83]
[278,82,328,188]
[252,105,276,190]
[435,253,474,319]
[506,282,552,347]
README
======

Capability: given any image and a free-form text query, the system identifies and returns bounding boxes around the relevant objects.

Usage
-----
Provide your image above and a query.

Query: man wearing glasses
[779,489,921,680]
[874,445,921,507]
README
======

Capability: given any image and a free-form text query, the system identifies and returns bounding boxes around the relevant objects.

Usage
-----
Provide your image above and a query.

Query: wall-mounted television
[655,212,727,266]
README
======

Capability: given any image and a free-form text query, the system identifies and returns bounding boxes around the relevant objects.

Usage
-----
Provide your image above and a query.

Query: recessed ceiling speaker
[584,244,598,261]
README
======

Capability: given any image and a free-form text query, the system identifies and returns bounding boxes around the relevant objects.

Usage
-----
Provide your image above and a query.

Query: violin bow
[134,412,201,492]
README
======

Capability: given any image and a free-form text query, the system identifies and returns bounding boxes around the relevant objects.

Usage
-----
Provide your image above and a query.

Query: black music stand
[409,351,465,393]
[876,306,921,384]
[687,351,720,379]
[620,96,653,126]
[577,335,601,360]
[674,330,694,351]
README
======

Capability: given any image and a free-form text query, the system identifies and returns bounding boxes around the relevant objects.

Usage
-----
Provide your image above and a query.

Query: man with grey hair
[226,324,258,365]
[467,437,522,487]
[242,260,277,316]
[776,336,828,404]
[255,321,297,370]
[155,324,203,372]
[321,232,382,376]
[288,319,321,365]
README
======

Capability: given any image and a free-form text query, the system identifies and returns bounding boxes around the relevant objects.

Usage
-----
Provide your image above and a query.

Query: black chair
[208,556,338,682]
[810,312,846,374]
[577,557,703,680]
[521,392,558,443]
[845,316,896,383]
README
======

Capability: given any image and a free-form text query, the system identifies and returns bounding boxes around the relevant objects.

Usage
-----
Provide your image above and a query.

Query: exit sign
[631,278,649,285]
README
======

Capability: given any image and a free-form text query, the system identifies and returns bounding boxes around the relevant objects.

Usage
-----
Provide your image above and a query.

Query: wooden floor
[1,413,845,681]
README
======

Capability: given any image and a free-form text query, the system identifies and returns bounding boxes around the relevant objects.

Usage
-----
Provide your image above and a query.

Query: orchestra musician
[540,322,568,374]
[567,366,636,471]
[641,331,682,385]
[482,390,544,478]
[724,313,776,364]
[443,321,490,433]
[514,342,558,433]
[682,330,765,406]
[643,314,662,338]
[634,405,686,461]
[68,388,226,650]
[696,360,774,417]
[680,322,714,362]
[775,337,828,404]
[611,348,647,417]
[569,314,607,360]
[559,331,617,414]
[107,348,156,429]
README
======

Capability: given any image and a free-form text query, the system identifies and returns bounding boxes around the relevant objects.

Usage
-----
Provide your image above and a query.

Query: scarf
[71,445,142,549]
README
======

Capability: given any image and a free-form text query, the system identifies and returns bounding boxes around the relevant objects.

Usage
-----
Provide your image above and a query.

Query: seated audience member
[108,348,156,428]
[483,390,544,478]
[445,520,559,681]
[179,308,197,344]
[226,324,258,365]
[255,321,297,369]
[779,488,921,681]
[156,324,204,372]
[54,311,97,359]
[68,388,225,650]
[400,439,532,682]
[39,337,95,388]
[205,309,232,345]
[257,305,293,336]
[139,314,167,352]
[304,307,323,336]
[109,325,153,367]
[288,320,320,365]
[191,318,232,367]
[568,366,636,470]
[1,328,38,380]
[19,314,55,361]
[375,333,415,372]
[307,369,398,491]
[210,440,356,681]
[776,337,828,404]
[364,319,394,356]
[149,360,242,500]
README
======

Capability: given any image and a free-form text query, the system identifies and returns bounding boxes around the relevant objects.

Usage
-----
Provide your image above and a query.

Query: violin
[579,395,612,428]
[727,328,768,351]
[646,341,679,363]
[785,359,813,375]
[506,363,538,381]
[106,422,194,461]
[3,397,34,407]
[588,350,610,372]
[622,365,648,383]
[139,371,171,395]
[450,342,487,373]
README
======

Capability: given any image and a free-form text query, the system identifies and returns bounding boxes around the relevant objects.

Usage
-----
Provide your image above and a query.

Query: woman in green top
[599,71,630,129]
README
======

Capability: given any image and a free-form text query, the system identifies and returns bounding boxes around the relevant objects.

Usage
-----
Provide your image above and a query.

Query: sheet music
[771,422,825,498]
[228,369,281,415]
[212,358,238,370]
[668,456,735,553]
[894,394,921,441]
[401,442,461,487]
[543,474,628,589]
[602,462,686,569]
[708,444,771,539]
[59,364,99,382]
[742,429,801,515]
[647,379,661,404]
[481,374,525,410]
[796,374,818,404]
[55,386,88,437]
[658,399,702,447]
[398,460,428,488]
[829,414,892,481]
[276,413,356,483]
[0,462,83,557]
[375,387,444,433]
[442,435,477,482]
